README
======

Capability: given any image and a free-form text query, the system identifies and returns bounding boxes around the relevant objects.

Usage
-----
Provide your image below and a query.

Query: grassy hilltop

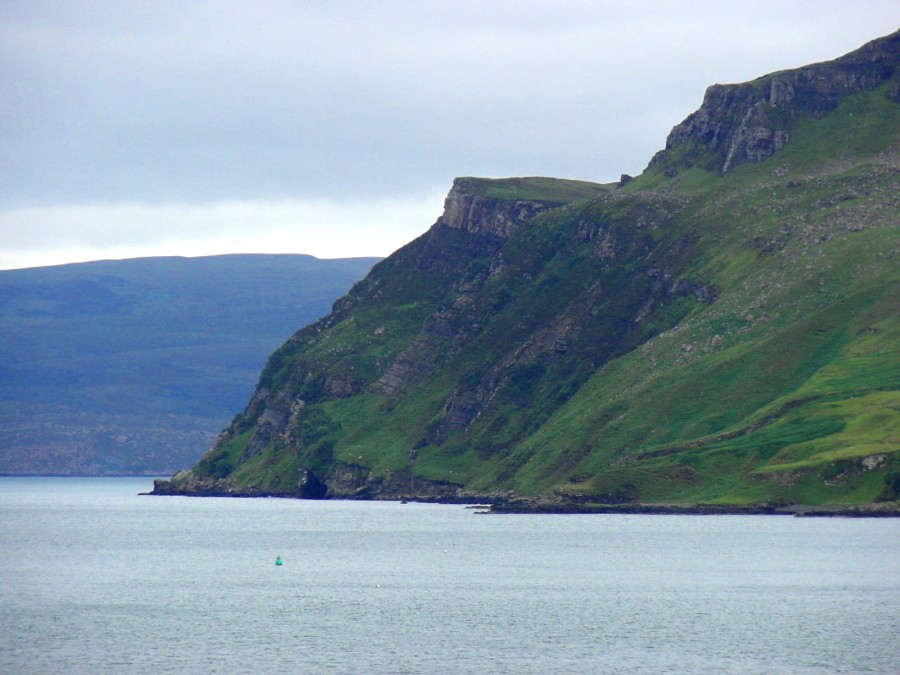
[157,32,899,511]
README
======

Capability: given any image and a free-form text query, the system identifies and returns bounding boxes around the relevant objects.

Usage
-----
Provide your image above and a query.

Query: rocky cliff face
[439,178,556,237]
[650,30,899,174]
[371,181,560,398]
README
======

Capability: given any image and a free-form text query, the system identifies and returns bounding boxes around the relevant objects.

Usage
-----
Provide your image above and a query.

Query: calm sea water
[0,478,897,674]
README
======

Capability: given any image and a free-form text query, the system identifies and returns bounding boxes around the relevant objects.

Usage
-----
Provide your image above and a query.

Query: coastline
[482,499,900,518]
[146,480,900,517]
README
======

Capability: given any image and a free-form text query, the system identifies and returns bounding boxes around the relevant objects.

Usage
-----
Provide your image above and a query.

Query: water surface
[1,477,897,673]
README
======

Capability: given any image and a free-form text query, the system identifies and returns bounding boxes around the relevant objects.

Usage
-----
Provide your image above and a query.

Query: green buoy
[275,556,283,566]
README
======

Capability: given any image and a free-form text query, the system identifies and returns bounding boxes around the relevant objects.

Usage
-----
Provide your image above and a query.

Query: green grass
[454,176,612,203]
[194,429,253,479]
[776,85,900,170]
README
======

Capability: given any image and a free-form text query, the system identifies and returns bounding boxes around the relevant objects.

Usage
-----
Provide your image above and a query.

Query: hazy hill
[0,254,379,475]
[155,32,899,511]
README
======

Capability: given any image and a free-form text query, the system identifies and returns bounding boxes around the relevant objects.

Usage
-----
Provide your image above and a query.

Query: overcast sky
[1,1,896,269]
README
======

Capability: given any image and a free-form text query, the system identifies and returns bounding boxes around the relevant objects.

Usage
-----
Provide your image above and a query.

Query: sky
[1,1,897,270]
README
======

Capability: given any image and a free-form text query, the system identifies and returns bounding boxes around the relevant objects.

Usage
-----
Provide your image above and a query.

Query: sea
[0,478,897,674]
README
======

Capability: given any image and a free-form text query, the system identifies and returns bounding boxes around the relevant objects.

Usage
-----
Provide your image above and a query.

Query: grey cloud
[1,0,897,209]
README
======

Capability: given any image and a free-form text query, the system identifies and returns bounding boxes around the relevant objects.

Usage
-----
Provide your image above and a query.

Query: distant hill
[155,32,899,512]
[0,254,380,475]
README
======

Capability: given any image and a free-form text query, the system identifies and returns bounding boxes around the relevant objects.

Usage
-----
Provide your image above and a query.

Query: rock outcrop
[650,30,899,174]
[440,178,556,237]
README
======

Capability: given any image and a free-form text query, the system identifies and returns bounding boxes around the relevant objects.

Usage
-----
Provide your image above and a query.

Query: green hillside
[155,32,899,511]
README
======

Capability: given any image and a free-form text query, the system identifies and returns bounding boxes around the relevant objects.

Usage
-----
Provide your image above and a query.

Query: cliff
[650,30,899,175]
[154,32,899,510]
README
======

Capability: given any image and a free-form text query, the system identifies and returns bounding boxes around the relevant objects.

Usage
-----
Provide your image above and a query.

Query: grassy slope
[194,86,898,507]
[347,86,897,505]
[454,176,615,202]
[504,86,900,505]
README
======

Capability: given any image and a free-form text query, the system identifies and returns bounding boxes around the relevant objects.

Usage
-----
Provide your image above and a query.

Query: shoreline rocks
[145,479,899,518]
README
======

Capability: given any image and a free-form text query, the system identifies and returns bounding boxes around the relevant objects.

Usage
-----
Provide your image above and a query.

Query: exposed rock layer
[650,31,899,174]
